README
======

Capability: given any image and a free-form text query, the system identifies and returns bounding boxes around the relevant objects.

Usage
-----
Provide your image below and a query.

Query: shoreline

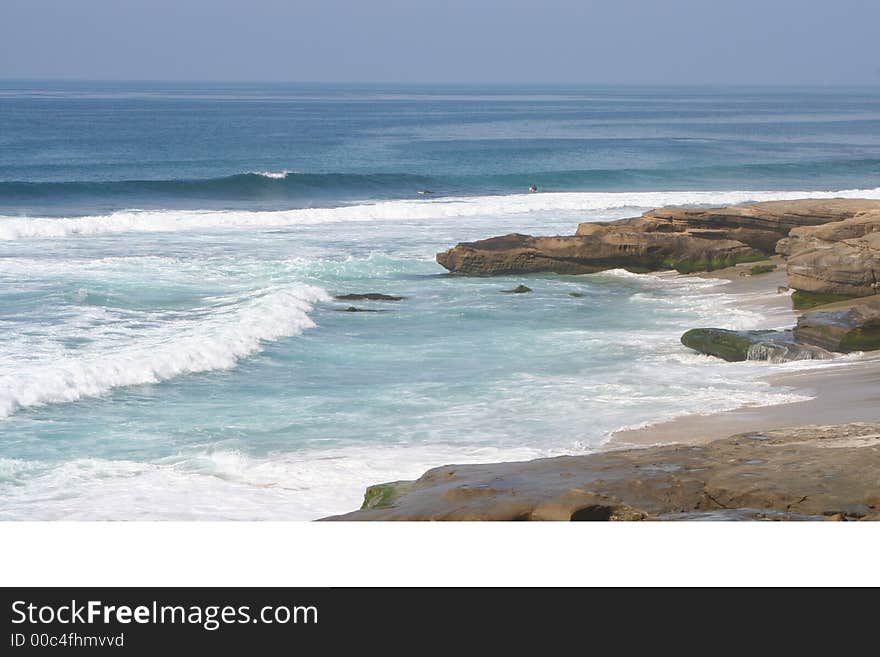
[612,260,880,447]
[332,197,880,519]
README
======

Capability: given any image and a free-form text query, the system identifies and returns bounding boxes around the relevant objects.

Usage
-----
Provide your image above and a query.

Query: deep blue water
[3,82,880,214]
[1,82,878,519]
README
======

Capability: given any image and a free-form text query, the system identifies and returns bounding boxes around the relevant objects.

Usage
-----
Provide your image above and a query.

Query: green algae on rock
[362,481,415,510]
[791,290,858,310]
[794,298,880,352]
[681,328,831,362]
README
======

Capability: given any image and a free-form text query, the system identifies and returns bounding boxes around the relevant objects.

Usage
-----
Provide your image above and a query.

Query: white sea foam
[2,187,880,240]
[0,442,562,520]
[252,170,290,179]
[0,284,329,419]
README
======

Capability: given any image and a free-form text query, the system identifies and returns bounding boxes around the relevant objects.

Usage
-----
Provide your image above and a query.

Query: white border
[2,522,877,587]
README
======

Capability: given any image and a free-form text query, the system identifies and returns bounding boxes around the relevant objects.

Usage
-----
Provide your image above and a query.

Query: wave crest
[3,187,880,241]
[0,284,329,419]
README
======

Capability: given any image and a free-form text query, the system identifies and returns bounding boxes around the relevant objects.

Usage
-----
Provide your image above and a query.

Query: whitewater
[3,187,880,240]
[0,187,849,519]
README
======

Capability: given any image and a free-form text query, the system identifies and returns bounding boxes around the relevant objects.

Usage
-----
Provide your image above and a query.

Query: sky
[1,0,879,84]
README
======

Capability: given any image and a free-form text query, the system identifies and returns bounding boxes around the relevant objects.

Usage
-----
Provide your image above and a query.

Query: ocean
[2,82,880,519]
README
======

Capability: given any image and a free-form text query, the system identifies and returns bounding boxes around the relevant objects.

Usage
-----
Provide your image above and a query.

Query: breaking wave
[3,186,880,240]
[0,284,329,418]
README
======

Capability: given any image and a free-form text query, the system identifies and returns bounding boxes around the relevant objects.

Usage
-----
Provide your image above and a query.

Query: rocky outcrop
[783,225,880,302]
[437,199,880,276]
[773,206,880,308]
[794,297,880,352]
[681,328,831,362]
[436,232,762,276]
[325,423,880,521]
[776,209,880,256]
[579,199,877,252]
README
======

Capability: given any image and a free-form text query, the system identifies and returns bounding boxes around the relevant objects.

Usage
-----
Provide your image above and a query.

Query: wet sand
[613,258,880,447]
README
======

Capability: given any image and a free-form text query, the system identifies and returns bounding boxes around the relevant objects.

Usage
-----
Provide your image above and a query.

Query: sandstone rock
[437,199,880,277]
[325,423,880,521]
[785,229,880,300]
[794,297,880,352]
[776,211,880,256]
[774,209,880,304]
[681,328,832,362]
[436,232,761,276]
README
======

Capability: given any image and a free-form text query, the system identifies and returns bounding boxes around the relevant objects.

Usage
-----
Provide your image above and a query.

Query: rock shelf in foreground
[326,423,880,521]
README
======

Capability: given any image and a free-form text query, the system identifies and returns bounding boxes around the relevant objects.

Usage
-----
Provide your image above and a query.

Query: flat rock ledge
[324,423,880,521]
[436,199,880,277]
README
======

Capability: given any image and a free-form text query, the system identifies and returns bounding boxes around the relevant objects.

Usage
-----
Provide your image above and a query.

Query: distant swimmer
[417,189,434,195]
[528,184,538,193]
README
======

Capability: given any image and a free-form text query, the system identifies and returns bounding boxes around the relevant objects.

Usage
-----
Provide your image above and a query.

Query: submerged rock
[501,285,532,294]
[794,297,880,352]
[681,328,832,362]
[336,306,388,313]
[335,293,405,301]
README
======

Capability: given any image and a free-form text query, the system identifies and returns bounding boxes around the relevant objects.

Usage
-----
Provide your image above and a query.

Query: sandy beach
[613,260,880,447]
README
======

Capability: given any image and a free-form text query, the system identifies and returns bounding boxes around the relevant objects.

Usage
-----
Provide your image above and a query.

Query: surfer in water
[417,189,434,195]
[528,184,538,193]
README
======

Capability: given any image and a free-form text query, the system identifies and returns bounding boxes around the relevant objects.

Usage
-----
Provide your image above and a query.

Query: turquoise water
[1,83,879,519]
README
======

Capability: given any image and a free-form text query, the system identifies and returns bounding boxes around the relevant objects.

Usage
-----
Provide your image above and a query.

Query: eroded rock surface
[437,199,880,277]
[326,423,880,521]
[794,297,880,352]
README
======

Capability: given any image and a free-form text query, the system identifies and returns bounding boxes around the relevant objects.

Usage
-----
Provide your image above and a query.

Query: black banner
[1,587,629,651]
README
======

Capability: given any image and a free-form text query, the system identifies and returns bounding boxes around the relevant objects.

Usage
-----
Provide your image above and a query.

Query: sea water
[2,82,880,519]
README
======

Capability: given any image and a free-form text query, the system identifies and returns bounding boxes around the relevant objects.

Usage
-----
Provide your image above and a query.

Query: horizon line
[1,77,879,88]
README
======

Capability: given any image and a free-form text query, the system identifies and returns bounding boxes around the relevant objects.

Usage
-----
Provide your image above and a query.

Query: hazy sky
[1,0,879,84]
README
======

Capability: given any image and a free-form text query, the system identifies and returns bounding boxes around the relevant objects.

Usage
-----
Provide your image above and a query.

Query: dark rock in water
[568,292,585,298]
[501,285,532,294]
[337,306,388,313]
[681,328,832,362]
[794,297,880,352]
[335,293,404,301]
